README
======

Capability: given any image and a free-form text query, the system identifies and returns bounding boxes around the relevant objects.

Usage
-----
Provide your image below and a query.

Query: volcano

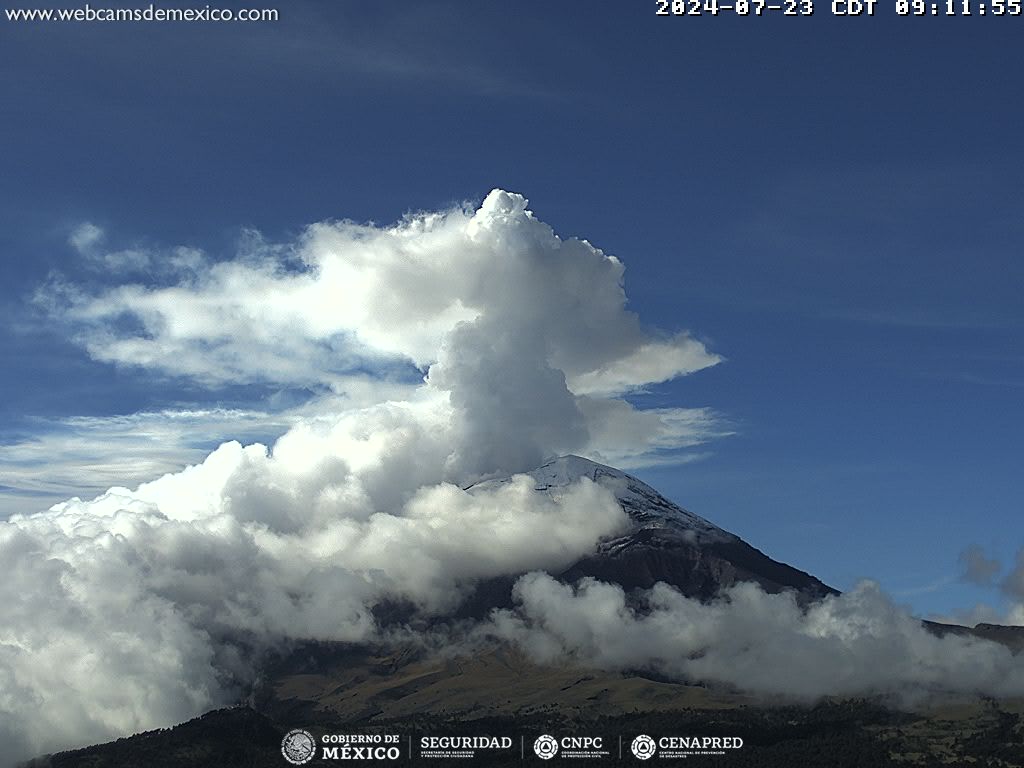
[448,455,836,620]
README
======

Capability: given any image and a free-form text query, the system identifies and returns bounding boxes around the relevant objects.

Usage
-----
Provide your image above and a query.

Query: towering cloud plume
[37,190,721,477]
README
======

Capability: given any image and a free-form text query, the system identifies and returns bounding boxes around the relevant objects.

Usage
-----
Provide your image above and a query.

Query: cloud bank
[1,462,627,762]
[480,573,1024,703]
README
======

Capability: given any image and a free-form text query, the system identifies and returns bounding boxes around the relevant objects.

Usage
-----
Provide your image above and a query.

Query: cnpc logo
[533,735,559,759]
[533,734,605,760]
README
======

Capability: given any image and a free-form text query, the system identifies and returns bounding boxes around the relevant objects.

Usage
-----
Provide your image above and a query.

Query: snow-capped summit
[526,455,735,544]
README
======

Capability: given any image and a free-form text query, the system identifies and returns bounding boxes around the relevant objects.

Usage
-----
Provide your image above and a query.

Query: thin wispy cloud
[67,222,104,254]
[933,546,1024,627]
[0,408,296,518]
[960,545,1002,587]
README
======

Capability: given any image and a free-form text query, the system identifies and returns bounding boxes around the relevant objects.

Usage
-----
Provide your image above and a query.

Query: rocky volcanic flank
[450,455,837,620]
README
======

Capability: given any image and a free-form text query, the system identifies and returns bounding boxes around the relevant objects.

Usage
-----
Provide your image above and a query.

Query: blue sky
[2,2,1022,619]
